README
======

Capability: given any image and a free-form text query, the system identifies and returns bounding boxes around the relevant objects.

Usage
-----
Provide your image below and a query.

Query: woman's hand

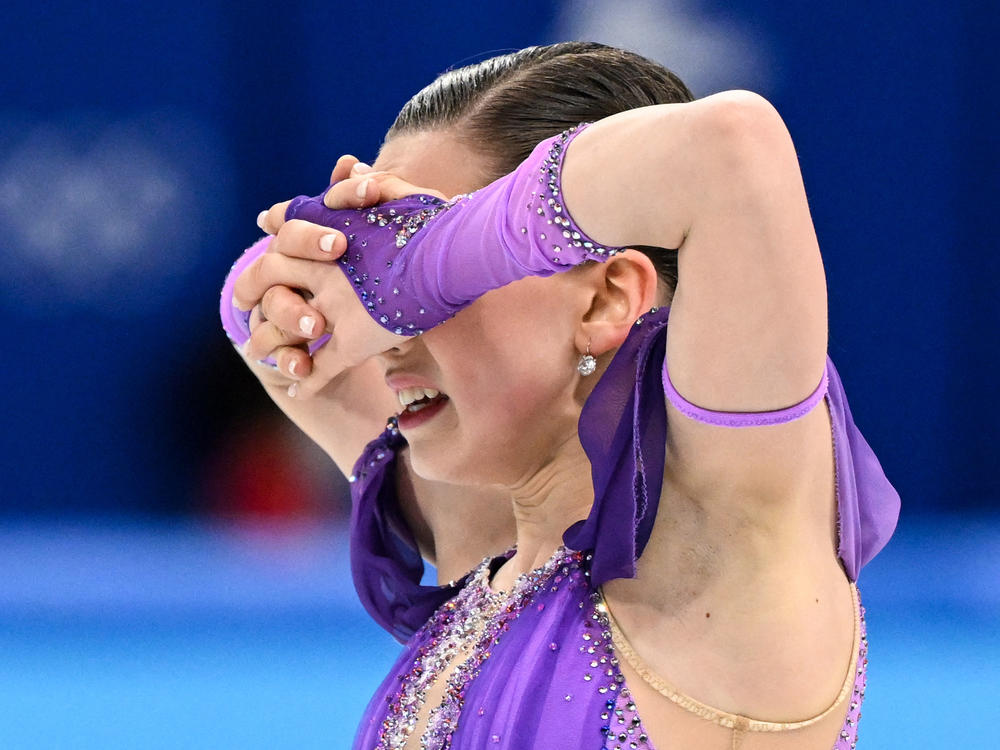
[233,156,447,398]
[256,156,448,234]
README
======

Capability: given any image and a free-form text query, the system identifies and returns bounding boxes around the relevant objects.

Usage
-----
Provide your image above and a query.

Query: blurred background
[1,0,996,747]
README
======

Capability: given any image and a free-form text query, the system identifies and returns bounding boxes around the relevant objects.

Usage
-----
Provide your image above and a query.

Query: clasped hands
[232,156,447,398]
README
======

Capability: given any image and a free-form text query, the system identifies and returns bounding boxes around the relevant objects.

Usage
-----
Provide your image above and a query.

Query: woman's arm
[250,355,514,582]
[227,157,517,575]
[579,95,855,726]
[561,91,829,495]
[245,353,396,477]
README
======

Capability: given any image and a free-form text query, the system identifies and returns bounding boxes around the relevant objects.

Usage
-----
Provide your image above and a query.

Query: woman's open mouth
[395,387,450,429]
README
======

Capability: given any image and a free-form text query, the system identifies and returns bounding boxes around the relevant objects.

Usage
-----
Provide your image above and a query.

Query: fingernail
[288,359,298,377]
[356,178,373,200]
[299,315,316,336]
[256,210,268,231]
[287,382,298,398]
[319,233,336,253]
[352,162,374,175]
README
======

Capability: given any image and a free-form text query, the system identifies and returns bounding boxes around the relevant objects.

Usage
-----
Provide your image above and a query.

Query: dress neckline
[473,545,575,597]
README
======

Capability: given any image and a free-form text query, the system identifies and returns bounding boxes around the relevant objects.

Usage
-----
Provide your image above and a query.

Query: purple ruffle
[563,306,670,585]
[348,420,465,643]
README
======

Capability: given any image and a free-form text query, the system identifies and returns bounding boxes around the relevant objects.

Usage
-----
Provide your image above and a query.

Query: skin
[233,93,855,748]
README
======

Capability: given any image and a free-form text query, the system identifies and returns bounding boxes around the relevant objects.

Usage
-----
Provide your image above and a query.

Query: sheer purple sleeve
[283,124,622,335]
[824,360,900,580]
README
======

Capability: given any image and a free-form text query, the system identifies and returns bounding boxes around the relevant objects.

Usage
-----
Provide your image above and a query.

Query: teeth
[397,386,440,408]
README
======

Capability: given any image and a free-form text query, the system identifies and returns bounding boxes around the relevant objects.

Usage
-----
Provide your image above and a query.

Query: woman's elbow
[695,90,795,167]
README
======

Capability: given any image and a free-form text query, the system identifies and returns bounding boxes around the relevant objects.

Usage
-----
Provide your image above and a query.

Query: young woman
[221,43,899,749]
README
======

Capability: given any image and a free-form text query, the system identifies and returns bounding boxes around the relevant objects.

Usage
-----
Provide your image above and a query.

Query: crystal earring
[577,342,596,376]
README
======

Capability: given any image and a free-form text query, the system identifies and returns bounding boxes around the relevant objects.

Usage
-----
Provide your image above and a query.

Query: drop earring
[577,342,596,376]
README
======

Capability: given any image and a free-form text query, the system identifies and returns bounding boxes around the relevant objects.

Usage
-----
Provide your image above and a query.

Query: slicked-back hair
[387,42,695,292]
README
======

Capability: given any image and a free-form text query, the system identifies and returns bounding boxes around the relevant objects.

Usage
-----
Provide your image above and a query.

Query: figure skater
[220,43,899,749]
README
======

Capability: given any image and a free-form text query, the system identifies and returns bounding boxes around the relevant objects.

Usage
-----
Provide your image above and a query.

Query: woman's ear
[576,249,659,356]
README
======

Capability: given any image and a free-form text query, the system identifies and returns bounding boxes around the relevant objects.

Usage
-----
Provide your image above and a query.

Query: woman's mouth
[395,386,449,429]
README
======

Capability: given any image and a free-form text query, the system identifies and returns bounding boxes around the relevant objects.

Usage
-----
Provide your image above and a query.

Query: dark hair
[387,42,692,292]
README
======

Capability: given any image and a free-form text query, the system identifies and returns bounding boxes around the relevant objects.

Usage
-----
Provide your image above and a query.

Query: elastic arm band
[662,357,830,427]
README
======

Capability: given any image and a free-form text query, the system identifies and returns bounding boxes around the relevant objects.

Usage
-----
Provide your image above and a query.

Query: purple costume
[219,126,900,749]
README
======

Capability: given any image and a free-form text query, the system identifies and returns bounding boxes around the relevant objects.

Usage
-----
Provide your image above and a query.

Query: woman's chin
[407,449,521,489]
[405,416,582,488]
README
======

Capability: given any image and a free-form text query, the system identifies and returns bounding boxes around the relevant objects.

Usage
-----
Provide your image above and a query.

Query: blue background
[0,1,996,748]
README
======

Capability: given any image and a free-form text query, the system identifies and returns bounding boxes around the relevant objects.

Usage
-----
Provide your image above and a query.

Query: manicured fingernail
[288,359,298,377]
[352,162,374,175]
[256,210,268,231]
[287,382,298,398]
[319,233,337,253]
[299,315,316,336]
[356,178,373,200]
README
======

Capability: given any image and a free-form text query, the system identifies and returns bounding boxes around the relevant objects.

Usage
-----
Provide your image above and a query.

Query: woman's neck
[490,436,593,592]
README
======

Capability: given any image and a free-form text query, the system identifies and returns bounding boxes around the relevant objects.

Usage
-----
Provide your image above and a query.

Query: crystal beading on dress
[375,554,509,749]
[373,547,588,750]
[354,542,870,750]
[281,124,622,337]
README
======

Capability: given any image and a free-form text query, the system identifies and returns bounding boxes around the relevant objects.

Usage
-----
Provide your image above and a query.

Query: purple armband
[284,123,623,335]
[218,234,330,366]
[662,355,830,427]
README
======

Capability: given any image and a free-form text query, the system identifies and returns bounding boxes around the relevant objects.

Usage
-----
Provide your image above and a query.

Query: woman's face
[372,131,592,486]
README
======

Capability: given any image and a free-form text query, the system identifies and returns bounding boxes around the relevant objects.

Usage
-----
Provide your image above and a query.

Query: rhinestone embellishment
[533,125,623,265]
[376,549,578,750]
